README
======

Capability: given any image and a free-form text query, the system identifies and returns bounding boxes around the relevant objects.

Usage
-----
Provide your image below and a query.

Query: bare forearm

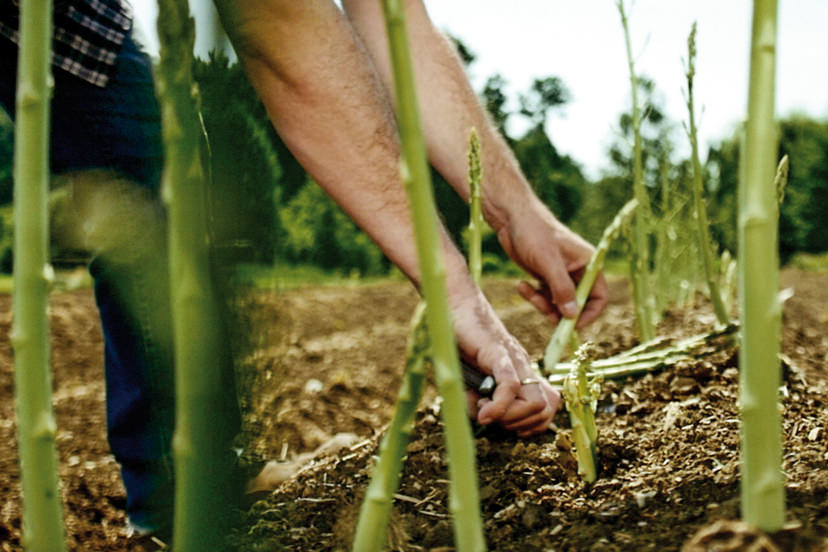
[213,0,564,432]
[343,0,608,327]
[343,0,544,232]
[214,0,469,289]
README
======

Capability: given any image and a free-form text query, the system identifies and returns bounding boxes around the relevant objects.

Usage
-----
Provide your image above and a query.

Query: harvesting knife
[461,361,495,398]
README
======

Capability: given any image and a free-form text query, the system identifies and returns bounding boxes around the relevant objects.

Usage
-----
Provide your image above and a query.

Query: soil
[1,269,827,551]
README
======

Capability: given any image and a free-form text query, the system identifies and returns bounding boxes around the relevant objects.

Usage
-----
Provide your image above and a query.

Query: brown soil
[1,269,828,551]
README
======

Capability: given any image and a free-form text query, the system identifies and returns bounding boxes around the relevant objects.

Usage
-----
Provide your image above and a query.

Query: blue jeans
[1,31,240,533]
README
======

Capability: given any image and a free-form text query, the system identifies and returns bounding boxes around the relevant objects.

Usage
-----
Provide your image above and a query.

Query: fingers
[517,280,551,315]
[478,377,561,438]
[577,273,609,329]
[478,392,546,432]
[498,388,545,426]
[518,280,561,325]
[501,406,549,431]
[532,249,579,319]
[476,351,520,425]
[519,270,609,330]
[517,418,555,438]
[500,381,560,430]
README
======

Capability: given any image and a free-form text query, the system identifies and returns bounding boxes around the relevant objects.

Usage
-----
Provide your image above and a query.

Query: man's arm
[342,0,608,328]
[213,0,556,434]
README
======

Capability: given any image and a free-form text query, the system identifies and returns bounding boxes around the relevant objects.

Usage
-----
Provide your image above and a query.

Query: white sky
[130,0,828,180]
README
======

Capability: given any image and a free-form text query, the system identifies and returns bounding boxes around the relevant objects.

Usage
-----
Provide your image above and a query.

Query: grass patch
[0,274,11,294]
[788,252,828,271]
[0,268,95,295]
[231,262,404,290]
[0,254,639,297]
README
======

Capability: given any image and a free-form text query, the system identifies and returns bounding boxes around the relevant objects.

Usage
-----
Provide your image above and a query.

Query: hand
[466,377,561,437]
[448,284,560,436]
[497,197,608,329]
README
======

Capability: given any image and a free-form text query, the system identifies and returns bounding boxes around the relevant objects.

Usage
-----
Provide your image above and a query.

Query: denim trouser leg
[91,254,176,533]
[2,29,243,533]
[3,32,172,532]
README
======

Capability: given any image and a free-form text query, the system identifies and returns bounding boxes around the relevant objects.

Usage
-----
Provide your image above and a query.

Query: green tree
[513,126,584,223]
[481,74,510,139]
[778,116,828,254]
[0,111,13,205]
[571,175,631,246]
[432,168,471,248]
[518,76,569,127]
[706,134,740,254]
[707,116,828,260]
[0,114,11,269]
[195,51,292,263]
[607,77,672,192]
[512,77,585,224]
[279,180,387,276]
[448,34,476,67]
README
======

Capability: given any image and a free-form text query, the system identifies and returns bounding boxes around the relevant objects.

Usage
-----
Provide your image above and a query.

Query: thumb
[538,251,578,319]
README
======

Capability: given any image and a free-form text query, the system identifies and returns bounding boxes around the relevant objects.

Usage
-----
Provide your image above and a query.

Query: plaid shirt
[0,0,132,87]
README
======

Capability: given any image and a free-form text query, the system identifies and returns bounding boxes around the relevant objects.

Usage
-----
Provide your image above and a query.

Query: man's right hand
[448,283,560,436]
[497,195,608,329]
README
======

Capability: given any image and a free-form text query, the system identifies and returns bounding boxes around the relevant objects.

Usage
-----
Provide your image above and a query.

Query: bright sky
[130,0,828,180]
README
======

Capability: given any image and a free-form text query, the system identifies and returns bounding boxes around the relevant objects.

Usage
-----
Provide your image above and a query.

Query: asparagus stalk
[616,0,656,342]
[380,2,485,549]
[561,344,599,483]
[654,149,672,312]
[685,23,729,326]
[543,199,637,371]
[467,128,483,286]
[658,194,693,310]
[774,155,789,218]
[738,0,784,531]
[720,250,738,316]
[353,303,428,551]
[11,0,67,549]
[545,324,738,385]
[156,1,231,548]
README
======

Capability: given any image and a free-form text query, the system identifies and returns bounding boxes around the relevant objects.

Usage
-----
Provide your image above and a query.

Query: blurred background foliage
[0,38,826,277]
